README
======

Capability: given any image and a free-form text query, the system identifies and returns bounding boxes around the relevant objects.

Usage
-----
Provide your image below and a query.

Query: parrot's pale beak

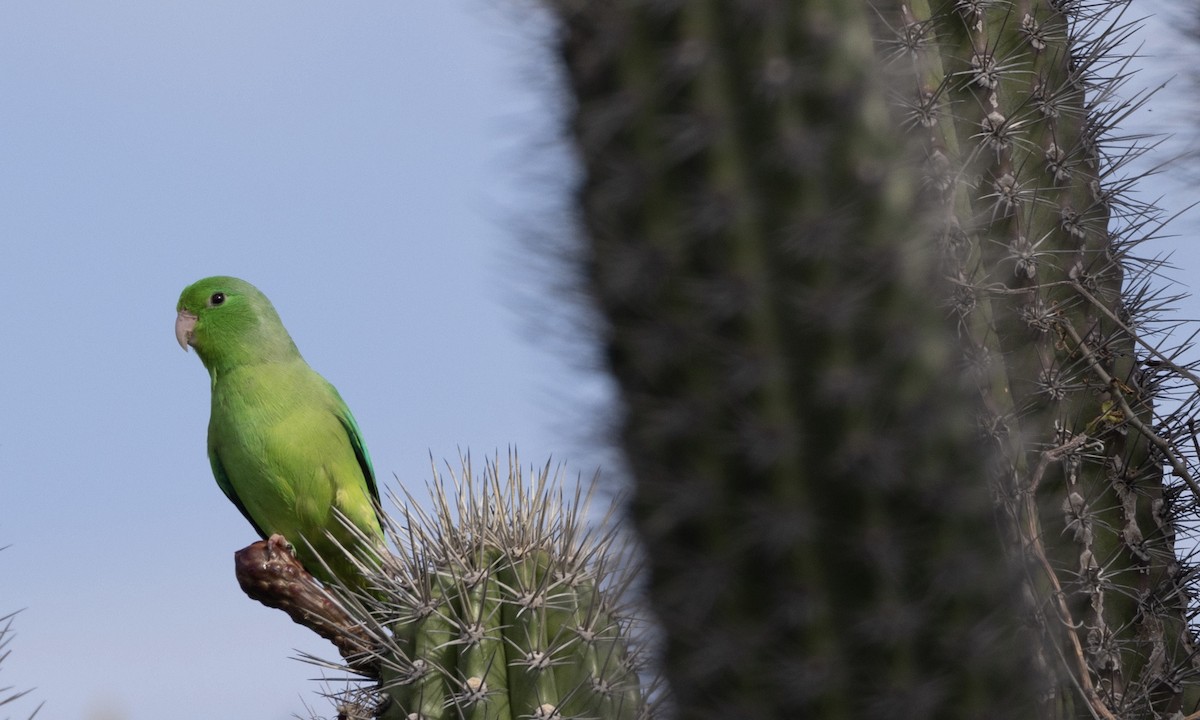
[176,310,198,351]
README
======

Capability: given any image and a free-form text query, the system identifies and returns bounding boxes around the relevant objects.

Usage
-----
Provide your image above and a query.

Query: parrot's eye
[209,292,226,307]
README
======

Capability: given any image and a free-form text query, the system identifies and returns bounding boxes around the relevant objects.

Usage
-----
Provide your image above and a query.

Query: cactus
[0,548,39,719]
[883,0,1196,715]
[0,612,35,716]
[257,454,662,720]
[538,0,1198,718]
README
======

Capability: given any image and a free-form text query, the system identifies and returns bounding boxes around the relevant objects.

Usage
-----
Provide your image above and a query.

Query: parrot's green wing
[208,439,268,539]
[331,391,380,509]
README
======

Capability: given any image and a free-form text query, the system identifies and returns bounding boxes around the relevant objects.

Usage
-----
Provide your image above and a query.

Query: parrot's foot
[234,538,378,675]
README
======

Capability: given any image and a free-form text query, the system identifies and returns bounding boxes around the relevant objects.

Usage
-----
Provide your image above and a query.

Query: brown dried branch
[1022,434,1120,720]
[234,535,379,676]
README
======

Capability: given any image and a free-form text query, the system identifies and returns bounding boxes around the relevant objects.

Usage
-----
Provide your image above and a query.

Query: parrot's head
[176,276,299,374]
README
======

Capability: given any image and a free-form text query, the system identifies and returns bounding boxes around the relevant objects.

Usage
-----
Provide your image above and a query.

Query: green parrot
[176,276,385,588]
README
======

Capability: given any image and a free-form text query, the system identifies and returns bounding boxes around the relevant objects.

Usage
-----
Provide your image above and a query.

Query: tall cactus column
[545,1,1041,718]
[890,0,1196,715]
[541,0,1198,718]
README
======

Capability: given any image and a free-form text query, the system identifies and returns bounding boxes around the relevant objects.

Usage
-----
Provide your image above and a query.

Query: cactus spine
[539,0,1197,718]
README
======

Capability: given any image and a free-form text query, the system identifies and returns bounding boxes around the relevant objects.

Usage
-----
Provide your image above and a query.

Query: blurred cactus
[1,548,39,719]
[0,612,36,717]
[240,455,661,720]
[537,0,1199,718]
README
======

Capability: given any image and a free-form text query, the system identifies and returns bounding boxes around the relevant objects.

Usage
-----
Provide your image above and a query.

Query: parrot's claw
[266,533,296,557]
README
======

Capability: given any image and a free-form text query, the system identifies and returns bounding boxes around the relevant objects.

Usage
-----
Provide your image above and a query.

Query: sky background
[1,2,1198,719]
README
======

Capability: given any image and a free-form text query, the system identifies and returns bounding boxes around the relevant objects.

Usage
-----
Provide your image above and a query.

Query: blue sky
[1,2,1197,719]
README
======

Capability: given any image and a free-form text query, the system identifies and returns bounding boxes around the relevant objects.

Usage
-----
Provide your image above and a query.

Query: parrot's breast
[207,361,380,584]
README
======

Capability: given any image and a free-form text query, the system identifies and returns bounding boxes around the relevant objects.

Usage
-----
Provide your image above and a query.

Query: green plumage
[176,276,383,587]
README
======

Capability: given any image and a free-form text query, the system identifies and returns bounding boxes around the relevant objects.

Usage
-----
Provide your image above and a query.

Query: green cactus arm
[455,552,511,720]
[497,549,562,718]
[378,572,459,720]
[300,458,656,720]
